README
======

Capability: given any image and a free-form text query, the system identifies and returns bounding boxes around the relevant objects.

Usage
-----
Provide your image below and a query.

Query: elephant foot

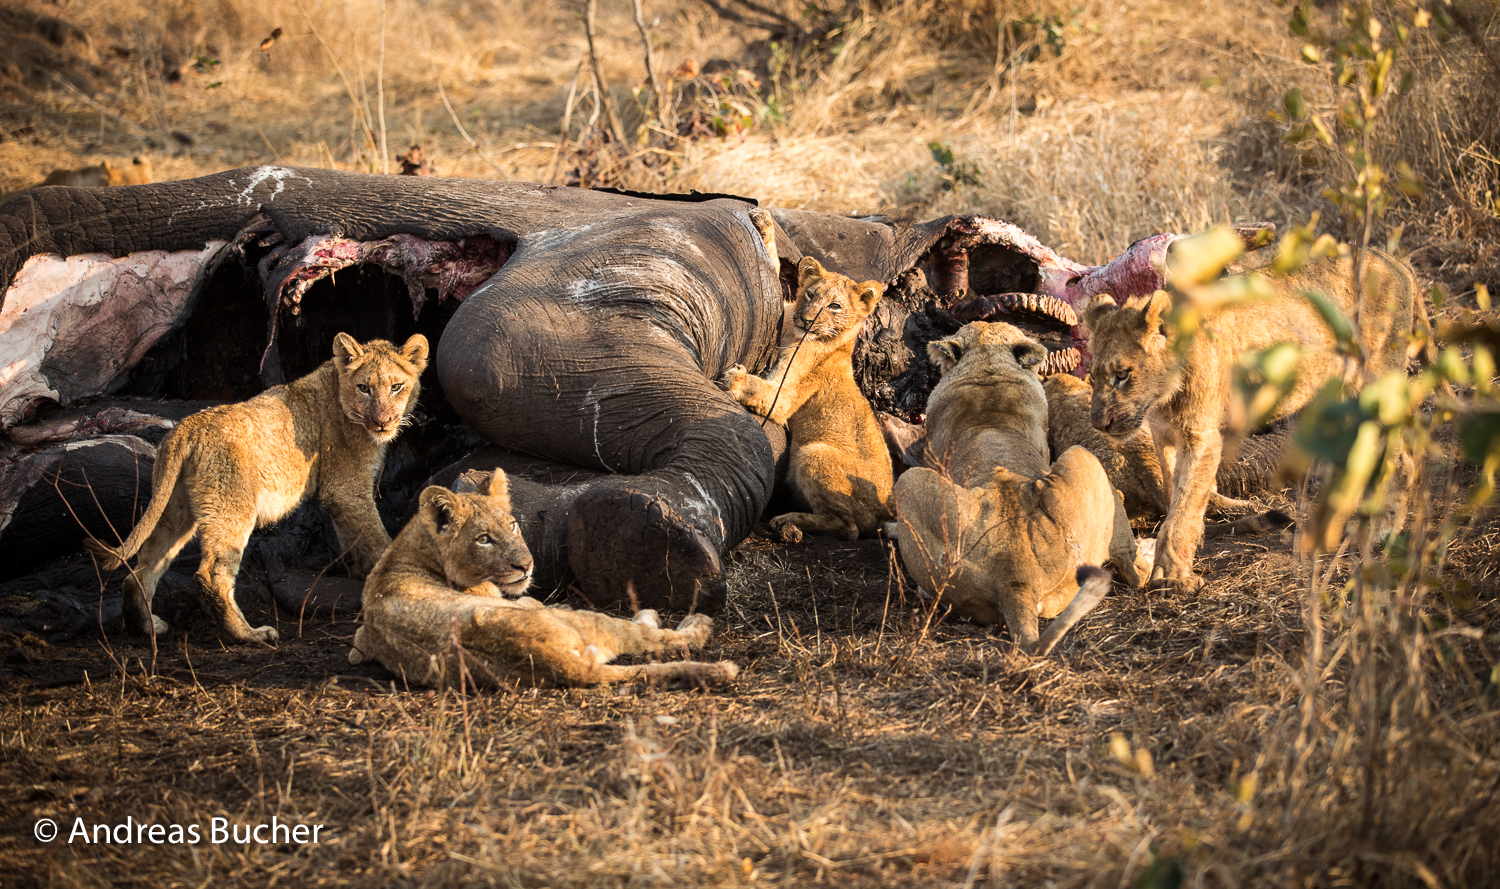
[567,486,726,614]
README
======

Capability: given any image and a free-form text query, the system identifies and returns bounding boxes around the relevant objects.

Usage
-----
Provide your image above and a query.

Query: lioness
[89,333,429,644]
[1084,249,1418,592]
[350,470,740,689]
[888,321,1143,652]
[721,257,893,540]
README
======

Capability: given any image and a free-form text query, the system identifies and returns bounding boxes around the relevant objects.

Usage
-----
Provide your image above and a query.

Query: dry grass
[3,528,1496,887]
[2,0,1499,886]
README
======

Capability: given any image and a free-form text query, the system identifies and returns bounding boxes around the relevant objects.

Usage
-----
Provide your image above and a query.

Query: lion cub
[721,257,893,540]
[351,470,740,689]
[90,333,428,644]
[1084,249,1419,591]
[40,156,154,187]
[888,322,1143,653]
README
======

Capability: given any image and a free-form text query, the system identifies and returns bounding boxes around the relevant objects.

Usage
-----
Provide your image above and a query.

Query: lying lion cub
[721,257,893,540]
[1084,249,1419,591]
[351,470,740,689]
[888,321,1144,653]
[39,156,154,187]
[89,333,428,644]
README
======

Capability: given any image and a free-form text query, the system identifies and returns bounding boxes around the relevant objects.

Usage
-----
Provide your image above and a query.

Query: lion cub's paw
[349,626,370,664]
[249,625,280,645]
[676,613,714,646]
[633,609,661,629]
[1145,569,1205,595]
[719,364,750,398]
[769,516,803,544]
[464,581,505,598]
[344,548,381,580]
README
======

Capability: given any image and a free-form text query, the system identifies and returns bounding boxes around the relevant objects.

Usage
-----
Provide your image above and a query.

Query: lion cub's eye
[829,302,842,311]
[476,534,493,545]
[1111,370,1131,388]
[390,382,404,394]
[356,383,371,395]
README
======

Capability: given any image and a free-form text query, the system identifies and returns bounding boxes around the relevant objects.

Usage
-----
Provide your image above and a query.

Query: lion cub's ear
[420,486,465,534]
[928,336,964,374]
[797,256,826,286]
[400,334,430,371]
[1140,290,1173,341]
[1012,340,1046,372]
[332,332,365,370]
[484,469,513,514]
[854,280,884,314]
[1082,295,1118,333]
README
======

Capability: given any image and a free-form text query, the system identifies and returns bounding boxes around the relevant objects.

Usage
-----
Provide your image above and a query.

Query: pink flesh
[0,244,226,429]
[269,232,512,317]
[941,220,1176,376]
[1043,233,1178,375]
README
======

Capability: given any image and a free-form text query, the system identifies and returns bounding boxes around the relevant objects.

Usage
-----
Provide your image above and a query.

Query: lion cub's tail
[85,434,192,568]
[1032,566,1112,657]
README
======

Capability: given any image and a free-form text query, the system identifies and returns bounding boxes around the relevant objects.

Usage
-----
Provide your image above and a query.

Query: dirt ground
[6,512,1490,888]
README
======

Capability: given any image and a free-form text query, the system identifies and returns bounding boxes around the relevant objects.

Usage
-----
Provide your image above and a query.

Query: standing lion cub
[721,257,893,540]
[1084,248,1419,591]
[350,470,740,689]
[89,333,428,644]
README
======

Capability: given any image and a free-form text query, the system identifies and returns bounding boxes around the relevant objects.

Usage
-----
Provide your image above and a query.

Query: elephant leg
[439,319,777,614]
[562,395,777,612]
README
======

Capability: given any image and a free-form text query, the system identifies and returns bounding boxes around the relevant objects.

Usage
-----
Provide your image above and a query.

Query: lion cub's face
[332,333,429,443]
[1083,290,1182,439]
[790,257,884,341]
[418,470,534,597]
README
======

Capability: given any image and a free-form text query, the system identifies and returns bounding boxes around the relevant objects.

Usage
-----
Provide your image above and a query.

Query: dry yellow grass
[1,1,1498,886]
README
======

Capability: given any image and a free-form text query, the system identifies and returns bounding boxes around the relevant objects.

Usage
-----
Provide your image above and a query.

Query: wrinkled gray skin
[0,166,1231,612]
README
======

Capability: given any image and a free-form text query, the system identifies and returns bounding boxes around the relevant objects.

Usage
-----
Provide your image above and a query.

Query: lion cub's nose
[513,561,533,576]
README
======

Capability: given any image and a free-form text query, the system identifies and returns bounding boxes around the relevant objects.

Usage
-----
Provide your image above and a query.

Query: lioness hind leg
[196,515,279,645]
[122,485,196,637]
[1000,583,1041,650]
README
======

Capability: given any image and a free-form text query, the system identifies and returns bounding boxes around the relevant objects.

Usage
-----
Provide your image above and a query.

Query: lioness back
[353,471,740,689]
[90,333,428,644]
[890,321,1140,651]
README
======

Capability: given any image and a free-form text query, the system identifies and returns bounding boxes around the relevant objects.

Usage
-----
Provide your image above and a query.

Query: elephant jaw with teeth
[848,218,1277,427]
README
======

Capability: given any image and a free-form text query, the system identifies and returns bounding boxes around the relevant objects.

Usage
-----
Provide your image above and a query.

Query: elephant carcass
[0,166,1275,612]
[0,167,783,610]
